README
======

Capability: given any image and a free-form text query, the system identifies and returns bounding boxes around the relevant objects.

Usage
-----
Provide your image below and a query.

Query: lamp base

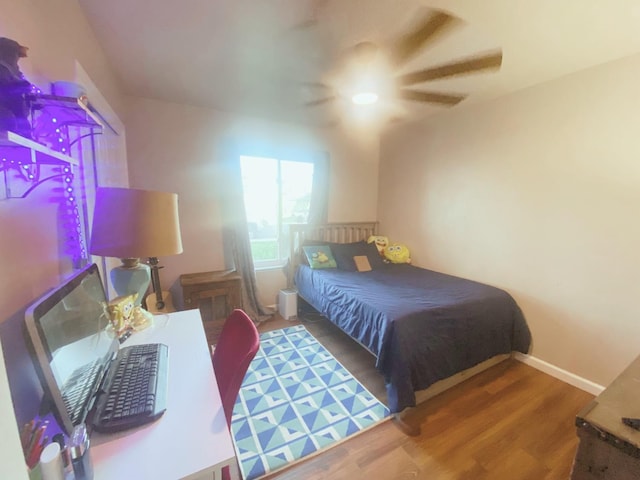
[110,258,151,307]
[145,291,176,314]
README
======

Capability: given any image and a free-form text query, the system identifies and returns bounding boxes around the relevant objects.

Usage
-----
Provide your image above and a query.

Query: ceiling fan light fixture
[351,92,379,105]
[302,8,502,124]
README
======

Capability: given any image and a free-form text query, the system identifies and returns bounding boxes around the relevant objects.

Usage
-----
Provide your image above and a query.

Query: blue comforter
[294,263,531,413]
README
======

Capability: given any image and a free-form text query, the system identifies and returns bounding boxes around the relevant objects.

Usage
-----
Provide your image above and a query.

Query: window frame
[240,155,315,269]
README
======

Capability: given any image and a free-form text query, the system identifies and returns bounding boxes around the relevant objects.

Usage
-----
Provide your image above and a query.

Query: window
[240,155,315,267]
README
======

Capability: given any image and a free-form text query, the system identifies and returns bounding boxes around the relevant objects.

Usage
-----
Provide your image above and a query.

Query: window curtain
[308,151,329,225]
[218,142,273,323]
[282,149,329,286]
[217,140,329,320]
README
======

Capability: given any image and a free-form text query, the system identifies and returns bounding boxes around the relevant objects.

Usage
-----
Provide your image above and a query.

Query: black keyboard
[92,343,169,433]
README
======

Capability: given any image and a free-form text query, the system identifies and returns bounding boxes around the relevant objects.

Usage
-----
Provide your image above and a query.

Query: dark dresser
[180,269,243,345]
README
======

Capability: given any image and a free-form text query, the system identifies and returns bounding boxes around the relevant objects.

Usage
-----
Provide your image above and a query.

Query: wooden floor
[226,312,593,480]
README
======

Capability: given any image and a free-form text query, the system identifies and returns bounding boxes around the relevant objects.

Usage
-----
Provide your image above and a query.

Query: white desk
[91,309,237,480]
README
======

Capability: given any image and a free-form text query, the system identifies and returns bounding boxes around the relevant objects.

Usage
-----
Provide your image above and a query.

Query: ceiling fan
[302,8,503,113]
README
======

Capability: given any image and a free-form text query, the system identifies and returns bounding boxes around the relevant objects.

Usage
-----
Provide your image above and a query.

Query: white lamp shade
[90,187,183,259]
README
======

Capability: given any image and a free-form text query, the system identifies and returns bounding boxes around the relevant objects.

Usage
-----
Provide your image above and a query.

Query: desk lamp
[89,187,183,313]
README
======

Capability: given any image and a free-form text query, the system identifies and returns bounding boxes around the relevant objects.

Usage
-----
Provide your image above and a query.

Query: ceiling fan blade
[305,96,336,107]
[397,50,503,87]
[322,118,341,129]
[299,81,331,89]
[288,0,329,31]
[391,10,457,67]
[399,89,466,106]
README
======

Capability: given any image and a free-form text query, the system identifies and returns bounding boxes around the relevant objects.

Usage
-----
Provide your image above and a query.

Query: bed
[289,222,531,415]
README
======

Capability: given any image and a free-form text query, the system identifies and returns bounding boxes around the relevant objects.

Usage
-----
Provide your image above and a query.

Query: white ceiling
[77,0,640,128]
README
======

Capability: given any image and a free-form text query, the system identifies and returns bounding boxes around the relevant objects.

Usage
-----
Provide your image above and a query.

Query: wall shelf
[1,130,78,199]
[31,94,103,131]
[1,130,80,165]
[1,94,102,199]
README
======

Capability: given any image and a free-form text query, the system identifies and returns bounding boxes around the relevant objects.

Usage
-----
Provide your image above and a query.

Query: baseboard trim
[513,352,604,395]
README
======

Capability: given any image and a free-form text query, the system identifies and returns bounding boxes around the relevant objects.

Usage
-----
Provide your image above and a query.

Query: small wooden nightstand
[180,270,243,345]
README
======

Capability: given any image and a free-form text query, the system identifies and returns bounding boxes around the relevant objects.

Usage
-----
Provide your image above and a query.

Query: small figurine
[0,37,32,137]
[106,294,137,337]
[106,293,153,339]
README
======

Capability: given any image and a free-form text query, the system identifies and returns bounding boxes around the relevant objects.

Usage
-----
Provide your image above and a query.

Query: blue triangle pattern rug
[230,324,390,480]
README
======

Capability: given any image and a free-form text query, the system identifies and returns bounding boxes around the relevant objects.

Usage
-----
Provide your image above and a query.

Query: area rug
[230,325,390,480]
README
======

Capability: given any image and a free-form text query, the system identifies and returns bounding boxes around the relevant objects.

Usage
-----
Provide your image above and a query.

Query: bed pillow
[331,241,386,271]
[296,239,330,266]
[361,241,387,270]
[302,245,337,269]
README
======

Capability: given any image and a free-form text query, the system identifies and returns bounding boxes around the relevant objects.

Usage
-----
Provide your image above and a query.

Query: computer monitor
[24,263,118,435]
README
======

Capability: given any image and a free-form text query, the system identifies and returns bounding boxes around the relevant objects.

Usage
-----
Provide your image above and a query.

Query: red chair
[212,309,260,428]
[212,309,260,480]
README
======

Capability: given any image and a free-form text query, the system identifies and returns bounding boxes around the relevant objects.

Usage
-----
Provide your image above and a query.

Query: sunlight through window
[240,156,314,267]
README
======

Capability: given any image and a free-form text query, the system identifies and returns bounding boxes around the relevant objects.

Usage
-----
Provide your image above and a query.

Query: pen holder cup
[69,424,93,480]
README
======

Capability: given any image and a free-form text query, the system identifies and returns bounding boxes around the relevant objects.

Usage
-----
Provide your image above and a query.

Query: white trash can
[278,289,298,320]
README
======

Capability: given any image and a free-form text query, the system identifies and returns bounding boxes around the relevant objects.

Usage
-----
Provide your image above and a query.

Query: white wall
[379,53,640,388]
[1,1,126,478]
[124,97,380,307]
[0,0,126,323]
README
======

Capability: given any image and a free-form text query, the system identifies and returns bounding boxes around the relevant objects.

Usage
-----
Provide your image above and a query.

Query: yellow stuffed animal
[384,243,411,264]
[367,235,389,257]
